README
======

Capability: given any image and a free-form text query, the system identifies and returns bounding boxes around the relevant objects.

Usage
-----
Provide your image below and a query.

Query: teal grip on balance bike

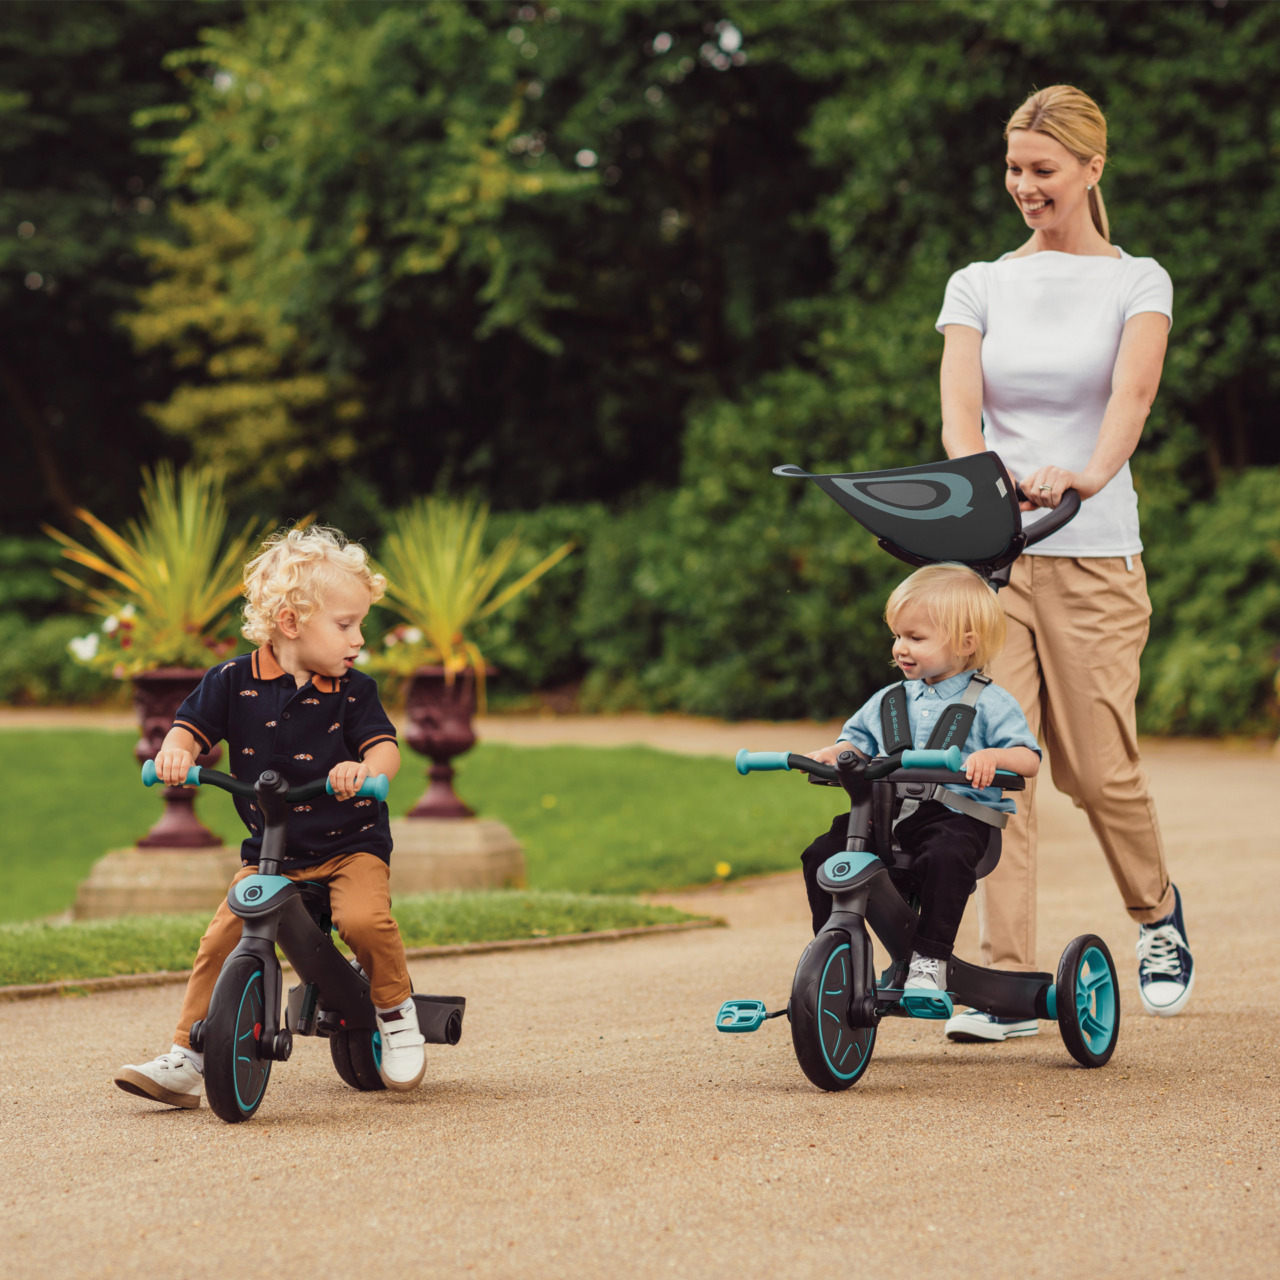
[735,749,792,776]
[140,760,201,787]
[900,747,963,772]
[326,774,390,802]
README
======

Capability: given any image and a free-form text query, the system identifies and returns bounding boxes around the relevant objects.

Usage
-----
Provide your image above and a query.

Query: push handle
[1018,487,1081,547]
[141,760,202,787]
[735,749,792,775]
[326,774,390,802]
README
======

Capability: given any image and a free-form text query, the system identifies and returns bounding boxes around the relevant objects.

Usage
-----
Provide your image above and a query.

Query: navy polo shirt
[173,646,398,869]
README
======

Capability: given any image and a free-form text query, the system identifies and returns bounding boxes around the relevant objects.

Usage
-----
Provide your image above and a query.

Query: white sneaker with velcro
[114,1049,203,1109]
[376,1000,427,1091]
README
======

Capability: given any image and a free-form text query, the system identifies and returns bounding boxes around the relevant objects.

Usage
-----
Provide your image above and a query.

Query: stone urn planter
[131,667,223,847]
[389,665,525,893]
[74,667,239,919]
[402,665,479,818]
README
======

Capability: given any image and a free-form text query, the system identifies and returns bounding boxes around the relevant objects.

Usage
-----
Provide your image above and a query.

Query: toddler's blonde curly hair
[885,563,1006,671]
[241,525,386,646]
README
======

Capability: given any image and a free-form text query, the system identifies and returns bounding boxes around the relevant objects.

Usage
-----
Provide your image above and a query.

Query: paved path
[1,726,1278,1278]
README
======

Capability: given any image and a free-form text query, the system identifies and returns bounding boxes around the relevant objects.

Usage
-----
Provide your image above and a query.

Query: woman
[936,85,1193,1041]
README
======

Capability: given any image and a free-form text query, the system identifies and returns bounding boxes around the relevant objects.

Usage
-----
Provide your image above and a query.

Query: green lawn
[0,890,701,987]
[0,730,840,922]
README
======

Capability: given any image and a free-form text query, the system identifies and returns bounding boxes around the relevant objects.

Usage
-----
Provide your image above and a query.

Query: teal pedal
[716,999,768,1033]
[899,989,954,1020]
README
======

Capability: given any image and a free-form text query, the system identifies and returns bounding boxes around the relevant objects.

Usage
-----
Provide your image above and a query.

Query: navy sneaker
[944,1009,1038,1041]
[1137,884,1194,1017]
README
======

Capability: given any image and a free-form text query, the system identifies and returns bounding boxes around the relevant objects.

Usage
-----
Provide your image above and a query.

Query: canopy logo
[829,473,974,522]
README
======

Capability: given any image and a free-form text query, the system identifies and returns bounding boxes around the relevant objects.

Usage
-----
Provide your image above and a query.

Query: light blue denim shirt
[837,669,1040,813]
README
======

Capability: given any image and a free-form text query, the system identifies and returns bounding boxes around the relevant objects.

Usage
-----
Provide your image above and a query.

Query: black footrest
[413,994,465,1045]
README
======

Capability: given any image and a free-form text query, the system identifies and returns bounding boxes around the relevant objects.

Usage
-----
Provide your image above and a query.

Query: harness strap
[923,672,992,752]
[878,682,911,755]
[892,784,1008,831]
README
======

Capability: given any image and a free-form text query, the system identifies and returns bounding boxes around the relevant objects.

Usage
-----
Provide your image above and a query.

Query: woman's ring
[1038,484,1053,492]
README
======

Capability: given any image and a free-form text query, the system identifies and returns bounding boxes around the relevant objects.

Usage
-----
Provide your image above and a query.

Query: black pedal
[188,1019,205,1052]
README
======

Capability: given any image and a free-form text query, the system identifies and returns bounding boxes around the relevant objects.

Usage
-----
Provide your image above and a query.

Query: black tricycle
[715,451,1121,1090]
[142,760,466,1123]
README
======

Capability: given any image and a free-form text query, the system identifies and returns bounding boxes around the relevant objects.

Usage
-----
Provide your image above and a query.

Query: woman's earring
[1087,183,1094,190]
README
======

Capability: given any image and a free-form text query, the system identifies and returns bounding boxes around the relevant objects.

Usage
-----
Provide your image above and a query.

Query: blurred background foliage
[2,0,1277,732]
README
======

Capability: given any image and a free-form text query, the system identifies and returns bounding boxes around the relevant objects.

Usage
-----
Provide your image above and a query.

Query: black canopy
[774,452,1026,572]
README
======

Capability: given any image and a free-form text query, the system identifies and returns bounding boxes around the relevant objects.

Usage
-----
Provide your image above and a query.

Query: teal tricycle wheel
[1056,934,1120,1068]
[203,955,273,1122]
[790,931,876,1091]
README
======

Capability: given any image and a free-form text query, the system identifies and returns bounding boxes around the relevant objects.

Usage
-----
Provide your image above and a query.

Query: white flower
[402,626,424,644]
[119,603,137,619]
[354,651,370,666]
[68,633,99,661]
[102,615,119,635]
[384,632,398,647]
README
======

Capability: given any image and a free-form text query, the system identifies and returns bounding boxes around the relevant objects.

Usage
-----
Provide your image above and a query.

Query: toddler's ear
[276,606,301,640]
[959,631,978,657]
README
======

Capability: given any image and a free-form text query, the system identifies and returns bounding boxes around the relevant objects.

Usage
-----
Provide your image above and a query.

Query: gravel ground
[1,736,1277,1280]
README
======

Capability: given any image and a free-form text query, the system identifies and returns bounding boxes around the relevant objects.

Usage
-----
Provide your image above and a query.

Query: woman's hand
[1016,464,1101,511]
[328,758,372,800]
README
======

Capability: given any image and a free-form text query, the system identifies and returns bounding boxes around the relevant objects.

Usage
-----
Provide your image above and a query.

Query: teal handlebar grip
[141,760,201,787]
[900,747,963,772]
[735,749,793,776]
[326,774,390,802]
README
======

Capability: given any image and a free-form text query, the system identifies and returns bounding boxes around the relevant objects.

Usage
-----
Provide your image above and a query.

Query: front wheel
[1056,934,1120,1068]
[203,955,274,1122]
[790,930,876,1091]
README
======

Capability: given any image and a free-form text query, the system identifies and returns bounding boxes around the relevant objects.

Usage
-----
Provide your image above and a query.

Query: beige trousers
[173,852,412,1048]
[980,554,1175,971]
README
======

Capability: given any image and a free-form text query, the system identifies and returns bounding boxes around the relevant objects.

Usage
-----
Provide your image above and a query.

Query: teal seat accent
[900,989,955,1019]
[1045,983,1058,1020]
[716,999,768,1033]
[233,874,293,909]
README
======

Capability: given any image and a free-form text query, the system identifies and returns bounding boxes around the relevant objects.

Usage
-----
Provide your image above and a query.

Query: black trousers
[799,800,992,961]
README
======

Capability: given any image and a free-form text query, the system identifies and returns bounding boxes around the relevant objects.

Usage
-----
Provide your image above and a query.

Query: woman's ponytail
[1088,183,1110,242]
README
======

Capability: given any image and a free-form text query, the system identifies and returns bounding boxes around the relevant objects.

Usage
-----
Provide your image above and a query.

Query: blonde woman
[936,85,1193,1041]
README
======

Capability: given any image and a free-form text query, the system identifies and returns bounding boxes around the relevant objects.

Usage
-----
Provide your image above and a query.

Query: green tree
[0,0,242,534]
[124,0,834,510]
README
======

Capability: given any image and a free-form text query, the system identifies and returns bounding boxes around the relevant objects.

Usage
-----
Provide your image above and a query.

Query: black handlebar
[186,768,331,804]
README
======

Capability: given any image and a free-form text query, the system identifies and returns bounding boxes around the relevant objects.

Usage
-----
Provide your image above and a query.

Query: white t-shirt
[935,248,1173,557]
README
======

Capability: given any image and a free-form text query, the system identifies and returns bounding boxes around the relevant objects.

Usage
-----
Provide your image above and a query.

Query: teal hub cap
[821,851,880,883]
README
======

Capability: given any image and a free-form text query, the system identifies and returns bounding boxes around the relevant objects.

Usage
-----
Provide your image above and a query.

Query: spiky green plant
[374,496,574,705]
[45,463,271,675]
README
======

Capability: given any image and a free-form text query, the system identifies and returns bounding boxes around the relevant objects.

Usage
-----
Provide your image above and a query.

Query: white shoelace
[1137,924,1187,978]
[907,955,940,985]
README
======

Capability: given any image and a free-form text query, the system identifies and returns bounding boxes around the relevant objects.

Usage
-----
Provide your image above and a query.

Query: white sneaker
[114,1048,203,1109]
[1137,885,1195,1017]
[376,1000,426,1091]
[900,952,953,1019]
[944,1008,1039,1041]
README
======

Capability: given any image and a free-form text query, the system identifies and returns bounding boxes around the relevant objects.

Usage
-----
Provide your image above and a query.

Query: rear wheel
[790,930,876,1091]
[203,955,273,1123]
[1056,935,1121,1068]
[330,1027,386,1091]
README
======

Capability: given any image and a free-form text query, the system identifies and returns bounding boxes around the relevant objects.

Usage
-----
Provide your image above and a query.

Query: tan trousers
[174,852,412,1048]
[980,554,1175,971]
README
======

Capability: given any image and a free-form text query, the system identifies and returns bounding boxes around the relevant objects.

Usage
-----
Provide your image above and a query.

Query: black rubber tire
[790,930,876,1091]
[330,1027,386,1091]
[203,955,273,1123]
[1057,934,1121,1068]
